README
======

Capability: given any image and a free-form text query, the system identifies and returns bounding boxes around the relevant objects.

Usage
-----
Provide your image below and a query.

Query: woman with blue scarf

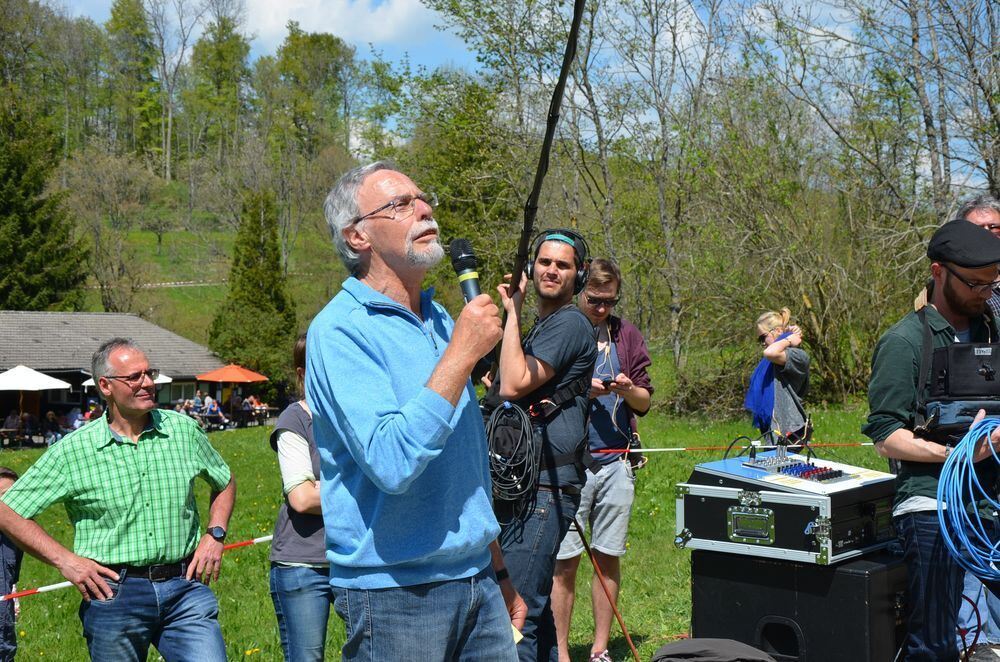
[744,308,811,443]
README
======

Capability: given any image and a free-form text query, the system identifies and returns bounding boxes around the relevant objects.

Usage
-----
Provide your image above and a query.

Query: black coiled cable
[486,402,540,526]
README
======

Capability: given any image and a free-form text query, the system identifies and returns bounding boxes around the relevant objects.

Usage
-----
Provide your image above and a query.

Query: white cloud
[67,0,474,69]
[244,0,452,56]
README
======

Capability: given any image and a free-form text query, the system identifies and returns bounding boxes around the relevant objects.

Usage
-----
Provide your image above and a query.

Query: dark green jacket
[863,305,998,509]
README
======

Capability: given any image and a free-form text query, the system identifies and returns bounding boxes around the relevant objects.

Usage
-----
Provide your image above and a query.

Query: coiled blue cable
[937,418,1000,580]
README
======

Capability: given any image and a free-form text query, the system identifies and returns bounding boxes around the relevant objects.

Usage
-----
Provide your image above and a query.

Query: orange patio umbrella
[196,364,269,383]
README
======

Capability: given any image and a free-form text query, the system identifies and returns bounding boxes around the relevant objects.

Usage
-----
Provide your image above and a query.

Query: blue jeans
[0,596,14,662]
[270,564,333,662]
[78,571,226,662]
[957,571,1000,647]
[500,488,579,662]
[895,512,1000,661]
[331,565,518,661]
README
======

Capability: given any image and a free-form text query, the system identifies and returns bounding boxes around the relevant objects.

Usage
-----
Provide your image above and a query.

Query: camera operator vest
[915,307,1000,445]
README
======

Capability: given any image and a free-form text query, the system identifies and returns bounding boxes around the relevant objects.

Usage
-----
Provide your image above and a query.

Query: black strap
[915,307,933,429]
[485,306,596,480]
[482,306,594,417]
[533,373,591,416]
[110,558,189,581]
[538,444,598,486]
[554,372,591,406]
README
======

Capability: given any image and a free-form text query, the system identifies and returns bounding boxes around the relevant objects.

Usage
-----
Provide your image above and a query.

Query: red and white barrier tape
[0,442,878,602]
[592,441,874,454]
[0,535,274,602]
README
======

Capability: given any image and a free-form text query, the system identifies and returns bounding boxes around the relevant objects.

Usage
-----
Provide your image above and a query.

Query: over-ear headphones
[524,228,591,294]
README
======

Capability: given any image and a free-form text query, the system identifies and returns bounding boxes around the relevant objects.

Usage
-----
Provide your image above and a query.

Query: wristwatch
[206,526,227,542]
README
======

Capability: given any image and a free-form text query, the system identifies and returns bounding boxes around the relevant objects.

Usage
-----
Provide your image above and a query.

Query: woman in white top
[268,334,330,661]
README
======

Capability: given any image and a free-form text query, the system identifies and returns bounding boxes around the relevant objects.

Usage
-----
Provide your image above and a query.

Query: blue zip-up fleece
[306,277,499,589]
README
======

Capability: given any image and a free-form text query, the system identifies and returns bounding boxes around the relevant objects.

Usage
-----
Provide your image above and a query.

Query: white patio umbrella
[0,365,72,415]
[82,372,173,387]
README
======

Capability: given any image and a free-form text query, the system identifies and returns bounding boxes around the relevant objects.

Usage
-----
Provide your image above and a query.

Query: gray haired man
[308,162,525,660]
[958,194,1000,318]
[0,337,235,661]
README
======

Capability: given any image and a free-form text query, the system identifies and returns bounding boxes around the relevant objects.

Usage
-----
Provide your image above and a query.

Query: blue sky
[66,0,478,71]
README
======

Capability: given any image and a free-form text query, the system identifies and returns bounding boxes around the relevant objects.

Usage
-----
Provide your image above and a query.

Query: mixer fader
[743,455,853,483]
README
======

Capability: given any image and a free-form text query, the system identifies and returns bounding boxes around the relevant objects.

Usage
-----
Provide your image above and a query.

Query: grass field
[76,224,344,345]
[2,405,882,661]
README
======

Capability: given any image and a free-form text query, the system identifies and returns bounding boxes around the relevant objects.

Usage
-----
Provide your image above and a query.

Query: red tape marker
[592,441,874,454]
[0,535,274,602]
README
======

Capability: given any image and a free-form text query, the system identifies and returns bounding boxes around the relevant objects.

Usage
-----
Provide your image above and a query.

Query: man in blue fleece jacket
[307,161,525,661]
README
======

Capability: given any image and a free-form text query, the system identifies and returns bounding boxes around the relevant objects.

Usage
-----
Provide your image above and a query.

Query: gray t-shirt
[269,401,326,565]
[519,306,597,489]
[773,346,809,436]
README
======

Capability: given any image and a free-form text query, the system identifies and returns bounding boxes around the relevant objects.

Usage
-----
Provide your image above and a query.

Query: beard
[534,275,574,302]
[405,220,444,268]
[943,273,988,318]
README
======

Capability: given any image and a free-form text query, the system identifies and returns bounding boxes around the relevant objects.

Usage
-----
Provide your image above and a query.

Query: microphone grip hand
[451,295,502,369]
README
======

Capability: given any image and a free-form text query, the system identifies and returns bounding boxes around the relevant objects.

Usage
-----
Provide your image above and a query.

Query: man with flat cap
[865,220,1000,660]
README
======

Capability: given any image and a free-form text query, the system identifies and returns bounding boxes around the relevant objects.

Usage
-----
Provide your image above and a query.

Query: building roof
[0,311,225,380]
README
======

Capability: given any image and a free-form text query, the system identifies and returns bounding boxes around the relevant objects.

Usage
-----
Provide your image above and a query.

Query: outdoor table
[230,410,249,428]
[256,407,278,425]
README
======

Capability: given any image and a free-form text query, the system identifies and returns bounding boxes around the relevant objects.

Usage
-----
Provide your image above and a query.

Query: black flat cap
[927,220,1000,267]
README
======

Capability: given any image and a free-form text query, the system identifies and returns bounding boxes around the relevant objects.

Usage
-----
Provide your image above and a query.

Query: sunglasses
[586,295,620,307]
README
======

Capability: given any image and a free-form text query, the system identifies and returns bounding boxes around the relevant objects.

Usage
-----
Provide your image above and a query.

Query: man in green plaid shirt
[0,338,236,662]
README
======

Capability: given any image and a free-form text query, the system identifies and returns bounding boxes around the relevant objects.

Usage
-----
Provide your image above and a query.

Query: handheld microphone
[449,239,481,303]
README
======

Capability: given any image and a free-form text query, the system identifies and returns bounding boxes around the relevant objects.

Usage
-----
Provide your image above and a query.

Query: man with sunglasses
[0,337,234,661]
[307,162,524,661]
[865,221,1000,660]
[551,258,652,662]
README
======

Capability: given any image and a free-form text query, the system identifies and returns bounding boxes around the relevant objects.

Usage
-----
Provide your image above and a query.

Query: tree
[60,141,156,312]
[209,189,297,385]
[0,0,47,91]
[106,0,161,156]
[146,0,205,180]
[0,101,88,310]
[604,0,733,370]
[241,25,357,272]
[394,69,523,299]
[274,21,355,156]
[182,2,249,220]
[186,5,250,168]
[743,0,999,214]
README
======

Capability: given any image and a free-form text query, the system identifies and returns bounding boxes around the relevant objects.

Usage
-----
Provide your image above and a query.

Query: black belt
[111,557,190,582]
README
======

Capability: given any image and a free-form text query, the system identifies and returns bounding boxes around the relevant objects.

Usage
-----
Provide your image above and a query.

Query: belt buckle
[149,563,180,582]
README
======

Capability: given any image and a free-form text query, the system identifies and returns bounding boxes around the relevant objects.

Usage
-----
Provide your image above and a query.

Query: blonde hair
[756,307,792,334]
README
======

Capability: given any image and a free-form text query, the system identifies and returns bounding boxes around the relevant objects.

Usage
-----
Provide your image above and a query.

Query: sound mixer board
[675,450,896,565]
[742,455,852,484]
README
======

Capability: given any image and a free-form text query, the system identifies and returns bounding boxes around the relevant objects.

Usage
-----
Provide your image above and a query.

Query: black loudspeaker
[691,550,907,662]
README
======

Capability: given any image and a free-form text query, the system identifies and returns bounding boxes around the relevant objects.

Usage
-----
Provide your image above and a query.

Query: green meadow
[1,404,883,661]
